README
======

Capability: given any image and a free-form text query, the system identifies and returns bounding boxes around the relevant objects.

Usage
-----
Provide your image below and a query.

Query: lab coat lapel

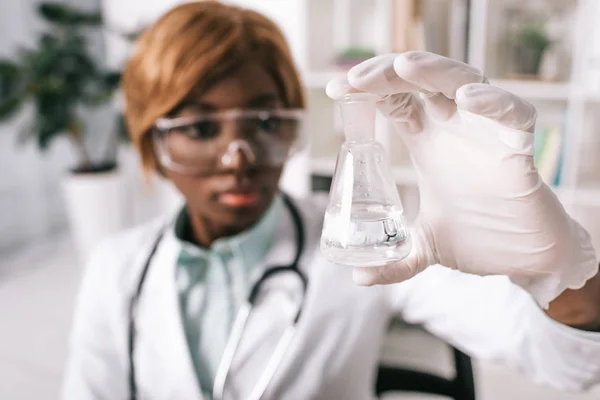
[222,201,313,398]
[134,231,206,400]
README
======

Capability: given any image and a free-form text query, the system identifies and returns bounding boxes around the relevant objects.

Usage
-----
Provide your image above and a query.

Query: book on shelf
[534,124,563,187]
[390,0,425,53]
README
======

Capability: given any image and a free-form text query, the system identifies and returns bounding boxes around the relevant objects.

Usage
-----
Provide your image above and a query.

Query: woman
[62,2,600,399]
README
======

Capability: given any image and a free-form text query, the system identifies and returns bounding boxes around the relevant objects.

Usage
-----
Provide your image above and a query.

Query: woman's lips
[218,189,260,207]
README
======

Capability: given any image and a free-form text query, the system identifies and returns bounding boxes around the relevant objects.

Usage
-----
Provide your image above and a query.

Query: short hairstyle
[122,0,305,172]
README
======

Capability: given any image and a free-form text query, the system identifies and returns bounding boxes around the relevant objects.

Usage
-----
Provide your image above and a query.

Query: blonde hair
[122,0,305,172]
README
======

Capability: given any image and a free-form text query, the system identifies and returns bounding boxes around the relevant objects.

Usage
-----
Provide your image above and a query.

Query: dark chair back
[375,346,476,400]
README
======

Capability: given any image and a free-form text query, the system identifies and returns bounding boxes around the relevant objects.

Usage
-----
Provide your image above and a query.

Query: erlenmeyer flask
[320,93,411,267]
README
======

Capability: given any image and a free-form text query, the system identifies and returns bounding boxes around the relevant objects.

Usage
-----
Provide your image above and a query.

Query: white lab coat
[62,194,600,400]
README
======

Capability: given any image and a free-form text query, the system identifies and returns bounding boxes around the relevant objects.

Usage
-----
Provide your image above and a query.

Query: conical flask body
[320,94,411,266]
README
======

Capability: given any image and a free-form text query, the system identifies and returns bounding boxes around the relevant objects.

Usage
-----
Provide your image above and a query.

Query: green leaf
[81,89,112,106]
[2,1,120,157]
[0,61,25,119]
[515,24,551,52]
[0,60,21,79]
[38,129,54,150]
[104,72,121,90]
[39,34,60,50]
[117,113,130,143]
[38,3,102,26]
[121,29,145,42]
[0,60,23,97]
[0,98,23,120]
[33,96,74,151]
[106,26,146,42]
[80,71,120,106]
[339,47,377,59]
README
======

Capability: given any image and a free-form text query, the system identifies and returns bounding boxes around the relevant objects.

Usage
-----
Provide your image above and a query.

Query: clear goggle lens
[152,108,306,174]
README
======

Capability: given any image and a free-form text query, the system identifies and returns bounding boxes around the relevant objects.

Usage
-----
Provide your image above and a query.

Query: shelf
[303,70,345,89]
[489,79,571,101]
[310,156,418,186]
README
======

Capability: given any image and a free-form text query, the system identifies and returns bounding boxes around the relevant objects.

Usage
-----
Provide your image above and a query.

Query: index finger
[346,54,422,95]
[392,51,488,99]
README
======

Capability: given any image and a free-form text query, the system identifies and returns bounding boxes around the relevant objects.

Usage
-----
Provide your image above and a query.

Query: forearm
[546,268,600,331]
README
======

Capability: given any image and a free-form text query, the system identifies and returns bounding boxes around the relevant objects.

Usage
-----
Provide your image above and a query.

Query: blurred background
[1,0,600,399]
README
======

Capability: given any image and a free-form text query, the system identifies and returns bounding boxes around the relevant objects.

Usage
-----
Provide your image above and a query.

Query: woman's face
[164,61,285,232]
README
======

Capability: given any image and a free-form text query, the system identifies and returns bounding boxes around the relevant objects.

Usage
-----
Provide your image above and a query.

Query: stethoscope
[127,194,307,400]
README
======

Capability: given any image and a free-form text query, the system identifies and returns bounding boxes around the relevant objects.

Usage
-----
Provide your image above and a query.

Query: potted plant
[507,22,552,79]
[333,47,377,70]
[0,2,127,258]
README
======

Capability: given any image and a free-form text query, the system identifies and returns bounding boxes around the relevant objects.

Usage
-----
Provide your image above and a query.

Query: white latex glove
[326,52,598,307]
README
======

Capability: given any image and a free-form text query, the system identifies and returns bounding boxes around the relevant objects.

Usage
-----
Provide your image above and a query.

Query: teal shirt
[173,196,282,396]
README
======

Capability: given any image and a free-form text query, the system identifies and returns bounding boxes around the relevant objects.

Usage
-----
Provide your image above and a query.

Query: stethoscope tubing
[128,193,306,400]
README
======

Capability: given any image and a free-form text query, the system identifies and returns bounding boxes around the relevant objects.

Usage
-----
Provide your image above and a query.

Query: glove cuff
[511,218,599,309]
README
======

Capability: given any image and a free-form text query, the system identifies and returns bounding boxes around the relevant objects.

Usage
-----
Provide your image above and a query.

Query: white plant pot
[62,168,126,260]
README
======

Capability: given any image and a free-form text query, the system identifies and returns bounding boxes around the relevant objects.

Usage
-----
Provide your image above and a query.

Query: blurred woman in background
[62,1,600,399]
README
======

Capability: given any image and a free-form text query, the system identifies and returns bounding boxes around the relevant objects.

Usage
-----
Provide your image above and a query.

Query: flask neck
[345,136,375,145]
[338,93,379,145]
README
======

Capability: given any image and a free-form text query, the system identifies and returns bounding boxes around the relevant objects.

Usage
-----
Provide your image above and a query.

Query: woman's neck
[187,209,250,249]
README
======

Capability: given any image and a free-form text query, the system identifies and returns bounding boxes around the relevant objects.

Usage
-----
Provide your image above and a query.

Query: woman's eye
[183,121,220,139]
[258,116,282,133]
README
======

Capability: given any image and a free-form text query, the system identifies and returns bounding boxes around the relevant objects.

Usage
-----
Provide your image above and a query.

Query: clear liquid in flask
[321,202,411,267]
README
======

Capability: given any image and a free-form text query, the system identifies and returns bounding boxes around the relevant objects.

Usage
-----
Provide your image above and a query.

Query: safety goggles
[152,108,306,175]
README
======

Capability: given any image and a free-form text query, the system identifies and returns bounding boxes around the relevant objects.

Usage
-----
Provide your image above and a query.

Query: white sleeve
[386,265,600,392]
[61,241,130,400]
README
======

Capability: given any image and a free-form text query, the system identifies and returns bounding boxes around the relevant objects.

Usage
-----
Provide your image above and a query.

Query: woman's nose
[221,139,256,171]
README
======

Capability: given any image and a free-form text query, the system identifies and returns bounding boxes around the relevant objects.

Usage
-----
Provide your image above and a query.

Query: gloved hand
[326,52,598,307]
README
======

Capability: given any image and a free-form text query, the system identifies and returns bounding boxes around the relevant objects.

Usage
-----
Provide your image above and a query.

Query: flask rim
[339,92,381,104]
